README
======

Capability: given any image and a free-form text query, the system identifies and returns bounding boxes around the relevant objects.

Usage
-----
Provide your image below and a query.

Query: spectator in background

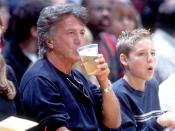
[20,3,121,130]
[0,54,17,121]
[116,0,142,31]
[82,0,112,42]
[2,0,50,84]
[0,16,19,121]
[98,0,141,82]
[153,0,175,84]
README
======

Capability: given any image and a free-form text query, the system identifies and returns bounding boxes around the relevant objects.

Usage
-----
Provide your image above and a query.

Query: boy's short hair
[117,29,152,57]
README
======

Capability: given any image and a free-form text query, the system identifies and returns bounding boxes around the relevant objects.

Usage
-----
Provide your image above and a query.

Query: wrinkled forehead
[54,14,85,27]
[48,14,85,36]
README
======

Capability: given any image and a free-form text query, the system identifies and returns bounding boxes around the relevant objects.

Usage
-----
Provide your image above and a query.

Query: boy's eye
[138,51,156,57]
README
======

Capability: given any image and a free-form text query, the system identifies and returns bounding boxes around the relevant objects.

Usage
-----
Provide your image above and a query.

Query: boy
[112,29,175,130]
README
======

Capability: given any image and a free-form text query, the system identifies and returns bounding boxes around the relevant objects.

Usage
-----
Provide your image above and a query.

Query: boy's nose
[147,54,155,63]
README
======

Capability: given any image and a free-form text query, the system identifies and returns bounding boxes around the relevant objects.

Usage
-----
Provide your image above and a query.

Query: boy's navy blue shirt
[20,57,108,131]
[111,78,164,131]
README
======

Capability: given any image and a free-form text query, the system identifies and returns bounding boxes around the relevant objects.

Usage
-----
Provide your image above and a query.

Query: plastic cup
[77,44,98,75]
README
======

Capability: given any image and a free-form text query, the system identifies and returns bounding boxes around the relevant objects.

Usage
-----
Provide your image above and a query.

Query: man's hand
[94,54,110,88]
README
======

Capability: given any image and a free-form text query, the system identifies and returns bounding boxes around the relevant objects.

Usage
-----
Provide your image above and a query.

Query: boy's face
[123,38,156,81]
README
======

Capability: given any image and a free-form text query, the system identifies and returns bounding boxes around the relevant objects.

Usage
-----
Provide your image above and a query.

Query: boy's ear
[120,53,128,66]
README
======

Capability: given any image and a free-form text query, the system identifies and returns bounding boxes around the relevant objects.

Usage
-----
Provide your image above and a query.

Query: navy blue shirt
[111,78,164,131]
[20,58,108,131]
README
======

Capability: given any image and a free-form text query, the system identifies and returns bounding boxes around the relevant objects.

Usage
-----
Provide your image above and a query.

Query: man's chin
[72,56,81,63]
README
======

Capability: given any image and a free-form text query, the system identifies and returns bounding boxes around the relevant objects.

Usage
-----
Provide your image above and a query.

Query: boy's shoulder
[112,78,129,94]
[145,78,159,89]
[112,78,159,96]
[113,78,124,88]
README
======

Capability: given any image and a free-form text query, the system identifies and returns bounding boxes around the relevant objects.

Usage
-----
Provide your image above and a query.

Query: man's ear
[46,39,54,49]
[120,53,128,66]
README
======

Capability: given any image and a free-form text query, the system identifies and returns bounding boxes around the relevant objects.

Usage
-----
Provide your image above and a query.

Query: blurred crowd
[1,0,175,130]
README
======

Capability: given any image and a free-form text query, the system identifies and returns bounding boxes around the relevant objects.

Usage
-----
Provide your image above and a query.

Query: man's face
[124,38,156,81]
[87,0,112,32]
[50,15,85,64]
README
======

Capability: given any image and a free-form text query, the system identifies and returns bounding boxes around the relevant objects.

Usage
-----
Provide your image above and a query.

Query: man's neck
[47,52,72,75]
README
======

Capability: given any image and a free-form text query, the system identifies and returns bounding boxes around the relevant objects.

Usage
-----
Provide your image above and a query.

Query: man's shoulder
[21,59,51,82]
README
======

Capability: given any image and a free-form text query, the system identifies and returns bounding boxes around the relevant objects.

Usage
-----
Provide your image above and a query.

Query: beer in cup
[77,44,98,75]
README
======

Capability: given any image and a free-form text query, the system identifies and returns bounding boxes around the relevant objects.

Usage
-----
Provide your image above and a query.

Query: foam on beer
[78,48,98,56]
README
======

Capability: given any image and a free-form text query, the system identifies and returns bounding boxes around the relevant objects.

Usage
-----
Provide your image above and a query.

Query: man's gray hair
[37,3,88,57]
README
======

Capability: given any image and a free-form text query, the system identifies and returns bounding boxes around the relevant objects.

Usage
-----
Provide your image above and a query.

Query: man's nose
[75,33,84,45]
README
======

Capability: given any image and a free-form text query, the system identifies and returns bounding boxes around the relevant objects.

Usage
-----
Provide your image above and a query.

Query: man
[20,3,121,131]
